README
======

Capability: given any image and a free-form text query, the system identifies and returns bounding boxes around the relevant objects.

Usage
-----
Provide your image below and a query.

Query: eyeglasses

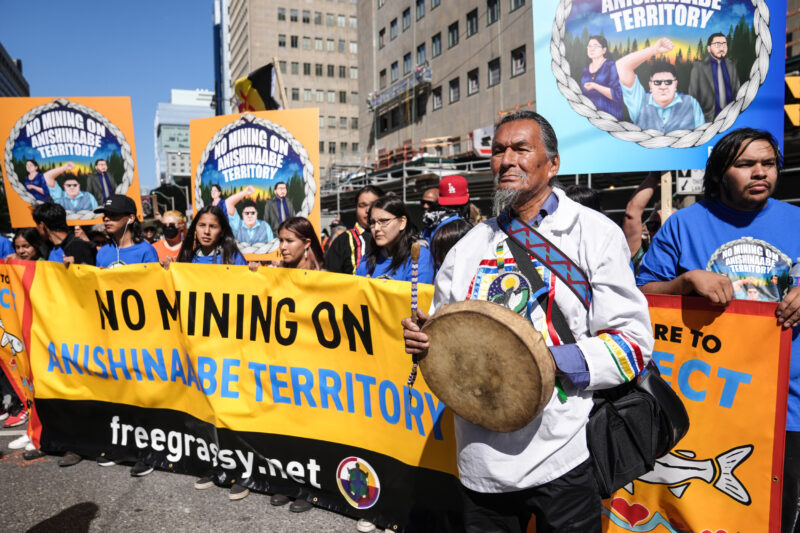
[368,217,397,228]
[709,42,727,48]
[421,201,437,207]
[64,183,79,188]
[243,210,257,216]
[650,79,676,86]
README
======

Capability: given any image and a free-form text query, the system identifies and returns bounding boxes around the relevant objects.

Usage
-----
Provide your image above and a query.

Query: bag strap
[505,237,576,345]
[497,210,592,310]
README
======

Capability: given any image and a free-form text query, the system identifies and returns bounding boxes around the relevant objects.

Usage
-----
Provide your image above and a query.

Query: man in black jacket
[33,203,96,265]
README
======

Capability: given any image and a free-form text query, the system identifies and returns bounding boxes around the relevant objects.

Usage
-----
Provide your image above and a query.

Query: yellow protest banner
[0,97,142,227]
[602,295,790,533]
[16,261,455,529]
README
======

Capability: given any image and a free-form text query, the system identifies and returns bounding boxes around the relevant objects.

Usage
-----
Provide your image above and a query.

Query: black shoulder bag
[501,221,689,498]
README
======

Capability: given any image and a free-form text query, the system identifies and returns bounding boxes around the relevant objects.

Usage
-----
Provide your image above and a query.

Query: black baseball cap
[94,194,137,215]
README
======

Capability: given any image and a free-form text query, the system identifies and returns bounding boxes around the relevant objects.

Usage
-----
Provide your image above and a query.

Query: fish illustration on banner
[0,97,141,226]
[598,295,790,533]
[191,110,319,257]
[627,445,753,504]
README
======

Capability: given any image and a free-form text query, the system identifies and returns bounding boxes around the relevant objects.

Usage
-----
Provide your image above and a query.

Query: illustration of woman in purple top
[24,159,74,202]
[581,35,624,120]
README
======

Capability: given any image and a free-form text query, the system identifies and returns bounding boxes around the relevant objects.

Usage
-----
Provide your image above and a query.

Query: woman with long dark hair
[356,195,434,283]
[276,217,324,270]
[177,205,246,265]
[11,228,44,261]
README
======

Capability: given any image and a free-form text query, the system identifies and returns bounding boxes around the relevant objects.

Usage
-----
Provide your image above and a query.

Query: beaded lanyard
[406,243,421,390]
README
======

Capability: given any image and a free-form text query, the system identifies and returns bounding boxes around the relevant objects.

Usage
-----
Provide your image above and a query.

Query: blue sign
[533,0,786,174]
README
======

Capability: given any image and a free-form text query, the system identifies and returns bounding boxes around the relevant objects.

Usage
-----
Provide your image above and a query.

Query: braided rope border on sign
[4,98,135,220]
[194,114,316,255]
[550,0,771,148]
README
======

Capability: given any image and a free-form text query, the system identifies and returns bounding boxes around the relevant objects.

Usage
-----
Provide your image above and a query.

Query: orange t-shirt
[153,239,182,262]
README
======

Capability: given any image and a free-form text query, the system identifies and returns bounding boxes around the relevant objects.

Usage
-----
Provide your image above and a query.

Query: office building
[226,0,361,184]
[214,0,233,116]
[0,42,29,97]
[154,89,215,185]
[358,0,533,163]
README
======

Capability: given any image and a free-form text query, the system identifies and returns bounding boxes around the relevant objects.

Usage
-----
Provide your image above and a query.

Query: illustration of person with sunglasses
[43,164,99,211]
[616,37,704,133]
[226,185,275,245]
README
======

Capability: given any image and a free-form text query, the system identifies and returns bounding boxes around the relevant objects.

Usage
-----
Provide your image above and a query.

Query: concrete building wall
[358,0,534,161]
[227,0,361,184]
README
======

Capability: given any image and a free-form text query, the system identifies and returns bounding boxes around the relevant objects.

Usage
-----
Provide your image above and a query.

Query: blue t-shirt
[636,198,800,430]
[355,245,435,284]
[191,250,247,265]
[96,240,159,268]
[0,236,13,258]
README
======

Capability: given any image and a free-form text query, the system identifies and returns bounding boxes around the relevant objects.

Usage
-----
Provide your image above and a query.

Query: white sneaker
[24,442,35,451]
[8,434,30,449]
[356,519,376,533]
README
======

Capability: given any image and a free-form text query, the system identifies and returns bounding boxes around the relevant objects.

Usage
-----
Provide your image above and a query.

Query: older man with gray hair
[402,110,653,532]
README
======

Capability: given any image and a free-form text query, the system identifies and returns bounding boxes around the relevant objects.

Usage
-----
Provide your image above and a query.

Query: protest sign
[0,97,142,226]
[533,1,786,174]
[14,261,454,529]
[190,109,320,260]
[0,261,36,430]
[602,295,790,533]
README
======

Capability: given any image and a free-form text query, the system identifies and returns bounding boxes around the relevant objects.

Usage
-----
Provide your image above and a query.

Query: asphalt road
[0,427,363,533]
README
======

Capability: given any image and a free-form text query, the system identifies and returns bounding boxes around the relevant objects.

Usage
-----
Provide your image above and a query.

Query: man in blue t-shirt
[0,236,13,259]
[94,195,158,268]
[636,128,800,533]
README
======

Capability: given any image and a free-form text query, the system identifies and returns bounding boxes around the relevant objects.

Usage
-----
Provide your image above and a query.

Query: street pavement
[0,427,361,533]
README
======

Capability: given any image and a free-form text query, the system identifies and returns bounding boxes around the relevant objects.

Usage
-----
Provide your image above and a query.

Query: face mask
[163,225,180,239]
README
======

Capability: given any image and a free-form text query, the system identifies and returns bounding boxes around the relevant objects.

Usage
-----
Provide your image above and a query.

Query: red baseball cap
[438,175,469,206]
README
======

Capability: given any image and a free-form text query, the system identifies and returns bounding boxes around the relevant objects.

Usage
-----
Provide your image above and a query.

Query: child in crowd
[177,205,246,266]
[356,195,434,284]
[94,195,158,268]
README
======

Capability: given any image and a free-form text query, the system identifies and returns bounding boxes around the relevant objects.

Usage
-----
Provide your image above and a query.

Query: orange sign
[0,97,142,227]
[189,109,320,260]
[603,295,791,533]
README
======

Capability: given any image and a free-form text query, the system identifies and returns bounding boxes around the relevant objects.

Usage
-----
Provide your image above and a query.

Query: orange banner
[602,295,791,533]
[0,97,142,228]
[0,260,38,438]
